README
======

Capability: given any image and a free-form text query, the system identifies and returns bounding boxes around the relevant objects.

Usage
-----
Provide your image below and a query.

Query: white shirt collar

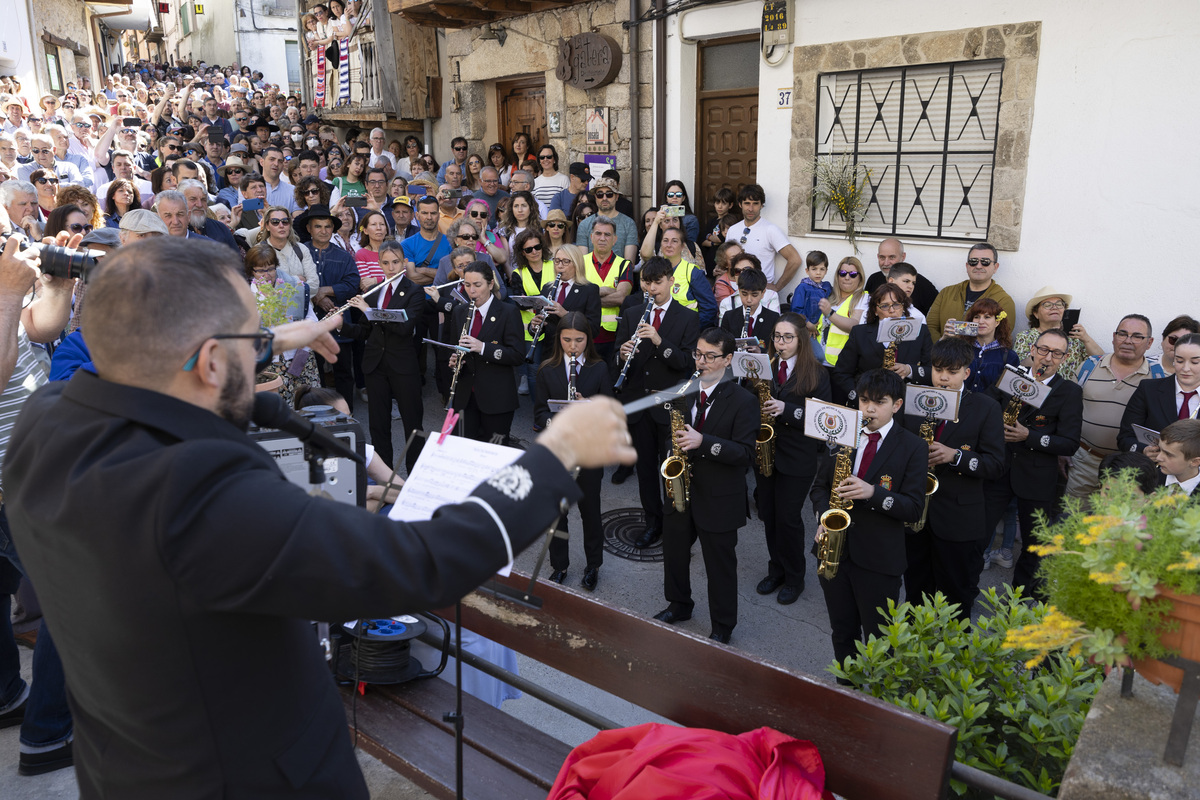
[1166,472,1200,496]
[474,295,493,319]
[863,418,894,444]
[652,297,672,314]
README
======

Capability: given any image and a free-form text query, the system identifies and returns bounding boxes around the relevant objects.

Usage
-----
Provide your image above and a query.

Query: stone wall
[32,0,95,93]
[788,21,1041,251]
[444,0,654,213]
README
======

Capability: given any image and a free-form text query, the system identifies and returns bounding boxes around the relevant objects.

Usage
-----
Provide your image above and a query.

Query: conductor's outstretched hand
[271,314,343,362]
[536,397,637,472]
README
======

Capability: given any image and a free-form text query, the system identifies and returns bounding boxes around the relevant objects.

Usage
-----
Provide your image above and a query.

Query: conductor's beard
[217,356,255,432]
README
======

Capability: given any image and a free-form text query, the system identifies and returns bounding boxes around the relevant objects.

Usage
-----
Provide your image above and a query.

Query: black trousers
[364,368,424,474]
[756,469,814,588]
[903,520,984,621]
[983,476,1054,601]
[462,393,514,445]
[318,345,356,414]
[549,467,604,571]
[632,413,668,527]
[662,510,738,636]
[820,558,902,668]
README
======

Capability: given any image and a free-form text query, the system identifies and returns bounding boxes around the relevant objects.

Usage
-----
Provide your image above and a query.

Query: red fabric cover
[547,723,833,800]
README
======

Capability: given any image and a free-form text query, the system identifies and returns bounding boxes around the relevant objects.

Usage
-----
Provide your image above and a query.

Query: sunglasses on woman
[522,244,542,254]
[68,223,94,234]
[36,177,59,185]
[545,222,566,230]
[838,270,859,278]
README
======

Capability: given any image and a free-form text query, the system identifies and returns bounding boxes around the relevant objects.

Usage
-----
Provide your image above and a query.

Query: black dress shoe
[611,464,634,484]
[653,607,692,624]
[581,566,599,591]
[756,575,784,595]
[548,570,567,584]
[18,740,73,776]
[708,630,732,644]
[633,521,661,549]
[777,584,804,605]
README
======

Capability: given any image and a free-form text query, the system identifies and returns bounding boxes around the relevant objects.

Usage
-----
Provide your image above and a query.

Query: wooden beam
[42,32,89,57]
[428,3,494,21]
[400,10,469,27]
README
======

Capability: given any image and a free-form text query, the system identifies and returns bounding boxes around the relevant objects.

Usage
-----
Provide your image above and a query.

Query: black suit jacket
[533,357,613,429]
[992,374,1083,501]
[1119,376,1183,453]
[613,300,699,423]
[769,366,833,476]
[719,305,779,353]
[449,298,525,414]
[4,372,582,799]
[339,275,426,375]
[901,390,1005,541]
[833,322,933,400]
[540,282,602,343]
[810,422,928,575]
[667,379,758,532]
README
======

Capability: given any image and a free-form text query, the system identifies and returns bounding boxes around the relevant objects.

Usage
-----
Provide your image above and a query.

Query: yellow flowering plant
[1003,471,1200,670]
[810,152,871,254]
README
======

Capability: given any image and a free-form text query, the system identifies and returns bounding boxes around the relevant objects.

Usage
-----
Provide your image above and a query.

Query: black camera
[4,236,102,281]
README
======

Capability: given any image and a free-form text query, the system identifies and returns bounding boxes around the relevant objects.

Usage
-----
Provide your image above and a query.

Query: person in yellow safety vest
[659,226,717,327]
[510,229,557,397]
[816,256,868,368]
[583,216,633,362]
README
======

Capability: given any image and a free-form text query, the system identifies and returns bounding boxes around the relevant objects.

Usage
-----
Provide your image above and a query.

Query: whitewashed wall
[663,0,1200,350]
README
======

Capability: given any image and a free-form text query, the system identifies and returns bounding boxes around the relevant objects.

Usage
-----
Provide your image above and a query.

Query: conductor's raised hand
[271,314,343,361]
[536,397,637,471]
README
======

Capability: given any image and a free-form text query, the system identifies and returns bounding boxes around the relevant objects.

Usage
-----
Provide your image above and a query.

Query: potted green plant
[252,278,302,394]
[810,152,871,254]
[1003,473,1200,690]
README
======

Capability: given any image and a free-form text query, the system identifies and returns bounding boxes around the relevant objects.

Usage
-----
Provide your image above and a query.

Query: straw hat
[1024,286,1073,321]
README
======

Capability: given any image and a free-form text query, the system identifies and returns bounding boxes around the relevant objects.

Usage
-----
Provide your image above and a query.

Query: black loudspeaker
[248,405,367,506]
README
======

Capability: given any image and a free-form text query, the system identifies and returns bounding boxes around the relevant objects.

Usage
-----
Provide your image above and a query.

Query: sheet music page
[389,434,525,574]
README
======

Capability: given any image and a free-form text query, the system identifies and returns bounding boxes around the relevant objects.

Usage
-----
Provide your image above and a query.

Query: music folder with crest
[732,351,771,380]
[804,399,863,448]
[904,385,960,422]
[876,317,922,343]
[995,365,1051,409]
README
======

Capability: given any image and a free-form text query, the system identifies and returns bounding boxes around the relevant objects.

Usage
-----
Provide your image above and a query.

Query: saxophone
[660,405,691,512]
[907,417,940,533]
[882,340,897,370]
[816,421,868,580]
[444,297,476,411]
[1003,364,1047,425]
[755,378,775,477]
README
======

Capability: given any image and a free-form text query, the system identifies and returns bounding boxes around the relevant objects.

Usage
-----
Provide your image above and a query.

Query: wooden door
[498,77,547,155]
[695,36,760,220]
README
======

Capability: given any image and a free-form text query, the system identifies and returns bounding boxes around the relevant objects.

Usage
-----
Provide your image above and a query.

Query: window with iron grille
[813,59,1003,242]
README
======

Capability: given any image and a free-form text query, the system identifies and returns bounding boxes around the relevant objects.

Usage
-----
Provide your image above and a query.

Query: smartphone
[445,188,464,199]
[663,205,685,217]
[344,196,368,208]
[947,320,980,336]
[407,186,427,197]
[242,198,264,211]
[1062,308,1081,332]
[123,117,140,127]
[207,130,227,143]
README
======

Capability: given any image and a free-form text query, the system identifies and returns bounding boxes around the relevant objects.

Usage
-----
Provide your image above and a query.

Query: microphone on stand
[252,392,365,465]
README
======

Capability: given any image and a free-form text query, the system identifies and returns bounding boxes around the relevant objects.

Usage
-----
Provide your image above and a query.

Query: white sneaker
[518,376,530,396]
[994,548,1015,569]
[982,550,993,571]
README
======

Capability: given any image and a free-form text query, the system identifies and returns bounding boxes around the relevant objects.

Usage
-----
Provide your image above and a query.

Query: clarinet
[525,275,562,362]
[444,297,476,412]
[614,292,653,393]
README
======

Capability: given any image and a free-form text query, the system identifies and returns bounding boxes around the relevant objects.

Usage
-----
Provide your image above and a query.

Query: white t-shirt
[370,150,397,172]
[724,216,792,283]
[533,172,570,209]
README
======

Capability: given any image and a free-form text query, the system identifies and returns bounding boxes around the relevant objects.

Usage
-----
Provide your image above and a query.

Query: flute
[433,278,464,290]
[323,270,405,318]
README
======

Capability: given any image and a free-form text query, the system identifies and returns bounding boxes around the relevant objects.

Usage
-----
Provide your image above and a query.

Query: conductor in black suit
[2,238,638,799]
[1118,333,1200,454]
[448,261,525,444]
[614,257,700,547]
[832,284,932,403]
[535,311,613,590]
[811,369,928,669]
[652,327,758,643]
[532,244,602,344]
[718,266,778,353]
[985,328,1083,600]
[338,241,426,473]
[901,337,1005,619]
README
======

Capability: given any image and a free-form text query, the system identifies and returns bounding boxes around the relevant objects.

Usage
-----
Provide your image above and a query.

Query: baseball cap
[568,162,591,180]
[80,227,121,248]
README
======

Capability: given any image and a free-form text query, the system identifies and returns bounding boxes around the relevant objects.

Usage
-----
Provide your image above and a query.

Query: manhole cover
[602,508,663,562]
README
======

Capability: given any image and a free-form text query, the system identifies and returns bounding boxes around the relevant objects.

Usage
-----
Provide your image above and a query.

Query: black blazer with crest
[448,298,525,414]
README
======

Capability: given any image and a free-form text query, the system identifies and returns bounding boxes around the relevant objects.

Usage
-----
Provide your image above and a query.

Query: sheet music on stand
[390,434,525,575]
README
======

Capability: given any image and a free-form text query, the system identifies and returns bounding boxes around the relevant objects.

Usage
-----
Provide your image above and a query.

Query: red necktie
[695,391,708,431]
[856,431,881,479]
[382,285,393,308]
[652,308,663,331]
[469,309,483,338]
[1181,391,1197,420]
[935,421,946,440]
[777,360,788,385]
[557,282,568,305]
[746,314,754,337]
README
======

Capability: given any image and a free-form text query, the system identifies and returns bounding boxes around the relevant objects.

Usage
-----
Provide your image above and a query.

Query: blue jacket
[306,242,360,305]
[49,331,94,381]
[199,218,241,254]
[790,278,831,324]
[967,343,1019,394]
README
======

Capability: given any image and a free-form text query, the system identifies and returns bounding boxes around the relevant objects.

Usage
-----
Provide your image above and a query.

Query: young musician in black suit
[535,311,614,590]
[984,328,1083,600]
[653,327,758,643]
[755,311,832,604]
[426,245,477,405]
[614,257,700,547]
[447,261,525,443]
[719,267,778,353]
[339,241,427,473]
[901,337,1005,619]
[832,283,932,402]
[533,244,602,344]
[811,369,928,670]
[1154,419,1200,497]
[1118,333,1200,454]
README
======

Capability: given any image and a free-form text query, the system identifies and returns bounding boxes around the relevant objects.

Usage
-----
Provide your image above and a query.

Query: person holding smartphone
[1011,286,1101,381]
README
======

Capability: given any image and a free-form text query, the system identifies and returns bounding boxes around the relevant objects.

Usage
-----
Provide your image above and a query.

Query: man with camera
[0,217,80,776]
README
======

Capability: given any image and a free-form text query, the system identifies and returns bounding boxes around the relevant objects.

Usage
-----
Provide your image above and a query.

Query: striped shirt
[0,326,49,491]
[1076,354,1155,453]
